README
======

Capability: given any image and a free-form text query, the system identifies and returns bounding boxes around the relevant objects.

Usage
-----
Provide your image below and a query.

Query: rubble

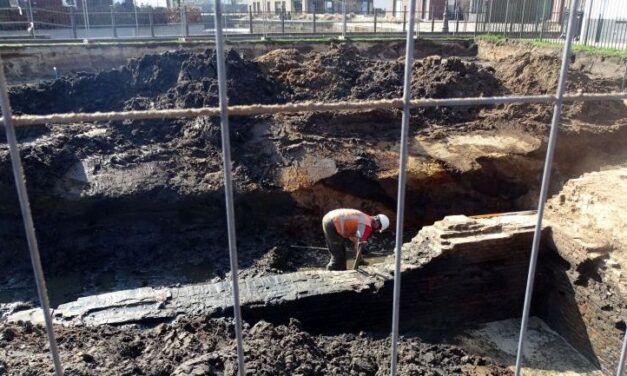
[0,316,512,376]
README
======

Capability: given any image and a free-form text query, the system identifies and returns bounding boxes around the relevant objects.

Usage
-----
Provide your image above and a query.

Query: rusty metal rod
[514,0,581,374]
[0,55,64,376]
[3,93,627,127]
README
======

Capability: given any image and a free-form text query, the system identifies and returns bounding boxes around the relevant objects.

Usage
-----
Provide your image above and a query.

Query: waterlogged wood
[9,211,537,327]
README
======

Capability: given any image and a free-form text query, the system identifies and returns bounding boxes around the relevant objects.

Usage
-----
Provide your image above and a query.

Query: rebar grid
[514,0,580,374]
[0,0,626,372]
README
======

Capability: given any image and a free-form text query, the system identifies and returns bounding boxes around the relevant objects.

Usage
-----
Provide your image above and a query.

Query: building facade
[249,0,369,13]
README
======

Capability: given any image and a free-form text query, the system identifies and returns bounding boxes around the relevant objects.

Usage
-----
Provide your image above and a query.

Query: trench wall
[536,230,627,374]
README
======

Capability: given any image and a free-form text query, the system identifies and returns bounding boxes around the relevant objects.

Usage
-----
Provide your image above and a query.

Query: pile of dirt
[256,43,502,106]
[8,49,282,115]
[1,43,625,307]
[545,166,627,294]
[493,52,627,127]
[0,317,512,376]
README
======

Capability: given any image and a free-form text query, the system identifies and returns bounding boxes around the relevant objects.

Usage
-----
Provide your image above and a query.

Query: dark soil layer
[0,317,511,376]
[0,42,625,306]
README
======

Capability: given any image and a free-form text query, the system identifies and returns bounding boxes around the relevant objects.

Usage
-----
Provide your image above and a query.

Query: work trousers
[322,215,350,271]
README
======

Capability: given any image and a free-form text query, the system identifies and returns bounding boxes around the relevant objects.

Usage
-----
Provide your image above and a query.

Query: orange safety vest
[328,209,373,241]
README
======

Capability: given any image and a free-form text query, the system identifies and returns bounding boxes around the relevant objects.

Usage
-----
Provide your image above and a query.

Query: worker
[322,208,390,271]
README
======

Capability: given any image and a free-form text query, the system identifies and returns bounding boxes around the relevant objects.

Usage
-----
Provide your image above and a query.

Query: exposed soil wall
[536,168,627,374]
[1,42,625,307]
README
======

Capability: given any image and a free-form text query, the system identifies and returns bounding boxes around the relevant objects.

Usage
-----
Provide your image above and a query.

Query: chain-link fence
[0,0,624,49]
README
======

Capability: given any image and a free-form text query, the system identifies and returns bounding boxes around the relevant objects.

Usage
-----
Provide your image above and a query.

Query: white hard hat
[376,214,390,232]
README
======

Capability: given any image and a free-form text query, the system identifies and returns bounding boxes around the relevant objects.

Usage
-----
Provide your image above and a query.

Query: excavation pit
[0,40,625,375]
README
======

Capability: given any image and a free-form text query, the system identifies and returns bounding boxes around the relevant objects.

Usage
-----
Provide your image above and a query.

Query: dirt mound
[0,317,512,375]
[491,52,627,128]
[256,43,502,104]
[8,49,282,115]
[495,53,563,95]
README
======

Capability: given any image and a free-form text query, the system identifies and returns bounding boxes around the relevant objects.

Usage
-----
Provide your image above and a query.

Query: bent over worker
[322,209,390,271]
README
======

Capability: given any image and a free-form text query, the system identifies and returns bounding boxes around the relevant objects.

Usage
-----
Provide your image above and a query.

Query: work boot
[326,259,342,271]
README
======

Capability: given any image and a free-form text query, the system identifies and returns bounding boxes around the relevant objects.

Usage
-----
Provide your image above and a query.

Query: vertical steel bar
[133,0,139,37]
[281,4,285,34]
[249,6,253,34]
[26,0,35,38]
[533,0,539,37]
[617,330,627,376]
[0,55,63,376]
[513,1,581,375]
[374,10,377,33]
[487,0,493,34]
[403,6,406,33]
[540,0,548,41]
[81,0,89,38]
[149,8,154,38]
[504,0,510,35]
[212,1,245,375]
[342,0,346,38]
[111,6,117,38]
[520,0,527,37]
[389,0,416,373]
[184,6,189,37]
[70,5,77,39]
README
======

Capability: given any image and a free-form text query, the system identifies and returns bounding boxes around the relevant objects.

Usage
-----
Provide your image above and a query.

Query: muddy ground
[0,316,512,376]
[0,41,626,307]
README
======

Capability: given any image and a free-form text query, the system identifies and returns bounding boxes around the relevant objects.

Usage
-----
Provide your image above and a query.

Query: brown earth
[0,40,625,376]
[0,41,625,305]
[0,317,512,376]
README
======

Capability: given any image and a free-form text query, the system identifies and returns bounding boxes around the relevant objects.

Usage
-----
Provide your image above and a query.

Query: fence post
[149,8,155,37]
[454,0,459,34]
[249,6,253,34]
[184,6,189,37]
[487,0,493,34]
[133,0,139,37]
[519,0,527,38]
[26,0,35,38]
[442,9,448,33]
[504,0,511,36]
[374,10,377,33]
[281,4,285,34]
[342,0,346,38]
[580,0,594,45]
[431,5,434,32]
[70,5,77,39]
[539,0,547,41]
[403,6,406,33]
[313,5,316,33]
[110,6,117,38]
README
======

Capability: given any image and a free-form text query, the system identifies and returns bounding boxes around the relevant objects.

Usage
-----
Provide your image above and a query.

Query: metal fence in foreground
[1,0,627,375]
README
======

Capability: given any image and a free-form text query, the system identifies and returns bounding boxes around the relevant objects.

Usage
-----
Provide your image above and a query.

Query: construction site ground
[0,39,625,375]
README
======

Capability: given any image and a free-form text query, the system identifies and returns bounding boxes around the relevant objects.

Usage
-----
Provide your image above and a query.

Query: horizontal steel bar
[3,92,626,127]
